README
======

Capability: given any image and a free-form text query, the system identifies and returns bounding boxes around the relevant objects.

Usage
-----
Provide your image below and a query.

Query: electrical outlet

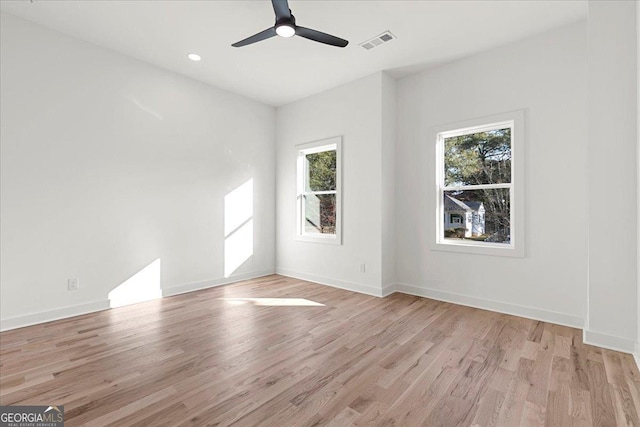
[360,264,366,273]
[68,278,79,291]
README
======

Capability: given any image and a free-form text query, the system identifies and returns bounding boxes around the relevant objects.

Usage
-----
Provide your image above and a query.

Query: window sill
[431,240,524,257]
[295,234,342,245]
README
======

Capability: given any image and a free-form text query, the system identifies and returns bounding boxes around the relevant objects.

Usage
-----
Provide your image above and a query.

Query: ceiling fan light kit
[275,24,295,38]
[232,0,348,48]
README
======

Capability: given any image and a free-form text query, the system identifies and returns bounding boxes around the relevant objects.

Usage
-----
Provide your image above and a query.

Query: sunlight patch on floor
[218,297,325,307]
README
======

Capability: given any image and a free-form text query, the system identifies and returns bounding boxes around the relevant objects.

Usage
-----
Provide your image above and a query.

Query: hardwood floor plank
[586,359,618,427]
[568,387,593,426]
[471,387,505,426]
[545,356,572,427]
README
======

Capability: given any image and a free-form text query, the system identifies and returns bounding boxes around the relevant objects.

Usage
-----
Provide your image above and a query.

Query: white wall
[394,23,588,328]
[275,72,390,295]
[0,13,276,329]
[586,1,638,352]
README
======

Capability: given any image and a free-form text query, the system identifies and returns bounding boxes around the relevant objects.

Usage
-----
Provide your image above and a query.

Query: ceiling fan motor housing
[276,13,296,29]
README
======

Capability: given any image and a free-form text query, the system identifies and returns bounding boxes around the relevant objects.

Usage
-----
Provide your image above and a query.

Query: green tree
[445,129,511,186]
[306,151,336,191]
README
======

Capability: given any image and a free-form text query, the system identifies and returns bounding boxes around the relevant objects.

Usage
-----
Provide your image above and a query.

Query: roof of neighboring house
[465,201,484,211]
[444,195,484,212]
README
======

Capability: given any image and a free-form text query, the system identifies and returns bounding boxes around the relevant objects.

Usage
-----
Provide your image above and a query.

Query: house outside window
[295,136,342,245]
[433,111,524,257]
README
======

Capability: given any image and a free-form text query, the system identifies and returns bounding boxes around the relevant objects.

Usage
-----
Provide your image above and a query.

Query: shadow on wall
[224,178,254,277]
[108,258,162,308]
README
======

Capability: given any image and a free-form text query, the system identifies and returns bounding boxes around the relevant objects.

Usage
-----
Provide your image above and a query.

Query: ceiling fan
[232,0,348,48]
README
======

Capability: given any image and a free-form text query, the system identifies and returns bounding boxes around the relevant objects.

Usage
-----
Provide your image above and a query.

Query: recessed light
[187,53,201,61]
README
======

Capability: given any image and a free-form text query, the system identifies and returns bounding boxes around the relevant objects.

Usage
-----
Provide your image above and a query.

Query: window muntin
[296,137,342,244]
[437,120,516,250]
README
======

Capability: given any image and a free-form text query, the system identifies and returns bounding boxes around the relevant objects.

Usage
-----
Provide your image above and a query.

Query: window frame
[295,136,342,245]
[432,111,525,257]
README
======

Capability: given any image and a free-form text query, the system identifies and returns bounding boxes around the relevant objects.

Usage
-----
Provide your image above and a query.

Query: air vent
[360,31,396,51]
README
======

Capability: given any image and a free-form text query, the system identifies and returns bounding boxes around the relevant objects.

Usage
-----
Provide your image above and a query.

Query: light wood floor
[1,275,639,426]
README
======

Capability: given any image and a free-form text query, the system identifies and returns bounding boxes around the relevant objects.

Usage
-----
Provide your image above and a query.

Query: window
[296,136,342,244]
[433,111,524,257]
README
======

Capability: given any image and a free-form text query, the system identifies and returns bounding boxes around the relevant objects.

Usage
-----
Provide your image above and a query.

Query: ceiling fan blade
[232,27,277,47]
[271,0,291,21]
[295,26,348,48]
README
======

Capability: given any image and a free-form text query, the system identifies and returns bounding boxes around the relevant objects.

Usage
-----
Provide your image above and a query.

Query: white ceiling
[0,0,587,106]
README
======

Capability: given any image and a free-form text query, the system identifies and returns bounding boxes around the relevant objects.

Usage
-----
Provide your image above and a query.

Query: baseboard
[583,329,637,354]
[276,268,385,297]
[633,342,640,371]
[394,282,584,329]
[381,283,397,297]
[162,269,275,297]
[271,273,584,329]
[0,270,275,332]
[0,299,110,332]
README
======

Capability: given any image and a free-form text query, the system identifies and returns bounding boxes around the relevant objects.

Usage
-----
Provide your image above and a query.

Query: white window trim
[431,110,525,257]
[295,136,342,245]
